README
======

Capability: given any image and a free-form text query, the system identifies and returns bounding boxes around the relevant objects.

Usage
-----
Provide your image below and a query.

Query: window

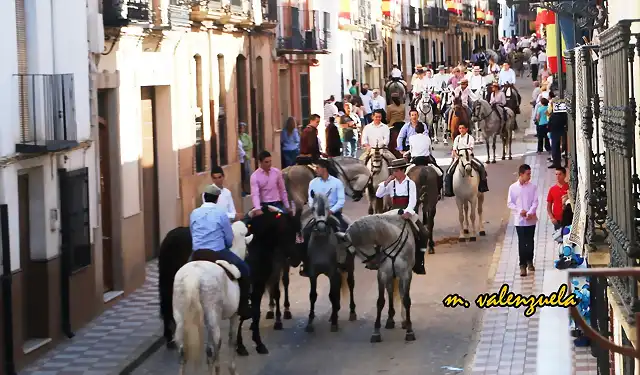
[300,72,310,126]
[193,55,205,173]
[217,54,228,165]
[59,167,91,272]
[410,45,416,72]
[396,43,402,66]
[421,38,429,66]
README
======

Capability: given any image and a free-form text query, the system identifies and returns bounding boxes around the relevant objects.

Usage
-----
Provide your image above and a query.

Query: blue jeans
[190,248,250,279]
[342,139,357,157]
[282,149,299,168]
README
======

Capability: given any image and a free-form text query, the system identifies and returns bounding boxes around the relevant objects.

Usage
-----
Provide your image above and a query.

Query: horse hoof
[166,341,177,350]
[305,325,315,333]
[370,334,382,343]
[463,229,469,234]
[330,324,339,332]
[458,237,466,243]
[236,345,249,357]
[265,311,274,320]
[273,321,283,331]
[385,321,395,329]
[405,332,417,341]
[479,231,487,236]
[491,160,497,164]
[283,310,293,320]
[428,248,435,254]
[508,156,513,160]
[349,312,358,321]
[470,237,477,242]
[256,344,269,355]
[501,156,506,160]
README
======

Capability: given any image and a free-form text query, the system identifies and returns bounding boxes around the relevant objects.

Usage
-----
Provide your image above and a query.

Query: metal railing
[262,0,277,22]
[423,6,449,28]
[15,74,78,153]
[102,0,151,26]
[276,6,330,53]
[401,4,419,30]
[462,4,474,21]
[167,0,191,29]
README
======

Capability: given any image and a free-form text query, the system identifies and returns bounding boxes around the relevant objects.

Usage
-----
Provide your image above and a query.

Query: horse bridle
[345,220,409,278]
[332,160,368,200]
[457,148,474,177]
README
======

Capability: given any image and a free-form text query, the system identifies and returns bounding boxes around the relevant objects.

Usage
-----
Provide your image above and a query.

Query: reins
[350,220,409,278]
[333,160,368,199]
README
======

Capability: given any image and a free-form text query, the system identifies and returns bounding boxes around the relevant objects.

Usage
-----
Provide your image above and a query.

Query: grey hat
[437,65,445,70]
[388,158,410,170]
[202,184,222,196]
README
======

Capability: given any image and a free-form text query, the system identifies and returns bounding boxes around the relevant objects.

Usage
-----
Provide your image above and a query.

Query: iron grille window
[230,0,242,7]
[408,6,416,29]
[421,38,428,66]
[300,72,310,126]
[59,167,91,272]
[410,46,416,73]
[217,55,228,166]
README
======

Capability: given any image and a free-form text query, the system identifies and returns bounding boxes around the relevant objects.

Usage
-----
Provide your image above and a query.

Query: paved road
[133,154,532,375]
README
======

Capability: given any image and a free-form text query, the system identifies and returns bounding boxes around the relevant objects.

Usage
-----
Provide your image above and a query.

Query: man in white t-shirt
[359,110,395,163]
[360,83,374,123]
[538,50,547,66]
[210,165,243,221]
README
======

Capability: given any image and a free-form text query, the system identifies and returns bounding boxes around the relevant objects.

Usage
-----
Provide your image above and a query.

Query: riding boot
[444,172,455,197]
[477,163,489,193]
[238,276,252,320]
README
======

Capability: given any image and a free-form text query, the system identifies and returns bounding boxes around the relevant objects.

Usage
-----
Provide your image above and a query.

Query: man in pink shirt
[507,164,539,277]
[250,150,290,215]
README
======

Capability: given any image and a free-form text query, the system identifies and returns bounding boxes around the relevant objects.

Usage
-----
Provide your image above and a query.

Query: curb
[116,329,165,375]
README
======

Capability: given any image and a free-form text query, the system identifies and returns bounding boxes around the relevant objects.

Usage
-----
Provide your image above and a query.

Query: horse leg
[159,268,177,349]
[347,254,357,321]
[508,131,513,160]
[250,282,269,354]
[367,187,375,215]
[501,133,507,160]
[329,272,341,332]
[371,275,385,343]
[266,289,275,320]
[228,315,239,375]
[400,276,416,341]
[272,282,283,331]
[428,207,436,254]
[478,193,486,236]
[457,199,466,242]
[305,274,318,333]
[485,138,491,164]
[492,136,497,163]
[282,265,292,320]
[463,202,470,236]
[205,312,222,375]
[235,319,248,356]
[469,196,478,242]
[385,279,396,329]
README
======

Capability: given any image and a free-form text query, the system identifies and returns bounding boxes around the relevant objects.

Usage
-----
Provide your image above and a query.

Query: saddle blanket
[406,163,443,177]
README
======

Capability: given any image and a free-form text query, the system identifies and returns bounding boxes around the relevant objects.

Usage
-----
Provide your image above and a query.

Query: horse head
[246,205,299,259]
[471,100,483,122]
[230,221,253,260]
[309,190,340,234]
[457,149,474,177]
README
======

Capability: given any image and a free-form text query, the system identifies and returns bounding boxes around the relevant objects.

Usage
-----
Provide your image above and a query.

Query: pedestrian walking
[325,117,343,157]
[239,122,253,194]
[546,167,568,230]
[507,164,539,277]
[529,52,539,81]
[280,117,300,168]
[547,92,567,168]
[535,97,551,153]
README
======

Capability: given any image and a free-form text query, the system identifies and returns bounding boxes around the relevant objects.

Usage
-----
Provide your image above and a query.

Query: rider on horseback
[443,124,490,197]
[299,158,350,277]
[190,184,252,319]
[385,64,408,95]
[489,81,508,131]
[445,78,473,120]
[404,121,444,195]
[359,110,396,164]
[375,159,429,274]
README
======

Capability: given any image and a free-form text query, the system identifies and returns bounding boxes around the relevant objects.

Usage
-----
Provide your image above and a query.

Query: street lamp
[503,0,604,98]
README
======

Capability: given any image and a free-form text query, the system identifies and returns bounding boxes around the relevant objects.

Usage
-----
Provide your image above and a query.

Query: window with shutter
[217,54,228,166]
[59,168,92,272]
[300,73,310,126]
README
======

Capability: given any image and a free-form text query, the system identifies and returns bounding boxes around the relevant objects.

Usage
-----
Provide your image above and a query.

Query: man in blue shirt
[190,184,251,319]
[299,159,349,276]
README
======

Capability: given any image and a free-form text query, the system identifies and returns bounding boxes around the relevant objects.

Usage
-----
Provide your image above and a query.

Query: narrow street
[132,84,536,374]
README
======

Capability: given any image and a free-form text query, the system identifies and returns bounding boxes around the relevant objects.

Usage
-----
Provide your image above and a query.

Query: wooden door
[141,87,159,260]
[18,174,31,341]
[98,116,113,292]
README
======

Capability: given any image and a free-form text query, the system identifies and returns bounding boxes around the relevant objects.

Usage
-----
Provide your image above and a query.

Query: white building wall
[0,0,97,271]
[497,0,516,38]
[316,0,354,98]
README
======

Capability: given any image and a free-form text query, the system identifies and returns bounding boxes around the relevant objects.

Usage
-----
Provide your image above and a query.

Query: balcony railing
[262,0,278,24]
[15,74,79,153]
[462,4,474,21]
[167,0,191,29]
[276,6,330,54]
[401,5,419,30]
[422,6,449,28]
[103,0,151,27]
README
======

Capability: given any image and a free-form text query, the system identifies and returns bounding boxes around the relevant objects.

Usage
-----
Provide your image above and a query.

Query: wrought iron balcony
[103,0,151,27]
[462,4,474,21]
[15,74,79,154]
[191,0,252,25]
[261,0,278,27]
[401,5,419,30]
[422,6,449,28]
[276,6,330,55]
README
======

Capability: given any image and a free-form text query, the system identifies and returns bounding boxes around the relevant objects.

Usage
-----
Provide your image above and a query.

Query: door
[141,86,159,260]
[98,115,113,292]
[18,174,32,342]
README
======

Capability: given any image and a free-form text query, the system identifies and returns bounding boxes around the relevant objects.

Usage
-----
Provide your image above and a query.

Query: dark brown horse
[448,96,470,140]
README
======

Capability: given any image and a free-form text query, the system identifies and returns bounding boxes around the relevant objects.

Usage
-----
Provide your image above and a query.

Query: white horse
[173,221,253,375]
[362,146,395,214]
[452,149,486,242]
[416,93,436,143]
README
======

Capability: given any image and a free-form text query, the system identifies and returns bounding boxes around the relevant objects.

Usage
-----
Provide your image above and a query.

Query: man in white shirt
[411,65,424,90]
[210,165,243,221]
[390,64,403,79]
[444,78,472,122]
[323,95,339,126]
[537,49,547,66]
[371,89,387,112]
[405,121,444,194]
[432,65,448,93]
[360,83,374,123]
[375,158,430,271]
[529,53,539,81]
[468,66,484,99]
[498,62,517,86]
[443,123,489,197]
[359,110,395,163]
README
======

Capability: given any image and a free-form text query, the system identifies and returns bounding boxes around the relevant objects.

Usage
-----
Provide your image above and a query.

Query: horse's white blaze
[365,149,392,214]
[452,150,483,240]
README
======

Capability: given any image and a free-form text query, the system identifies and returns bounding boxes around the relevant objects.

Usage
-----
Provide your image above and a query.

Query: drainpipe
[1,205,17,375]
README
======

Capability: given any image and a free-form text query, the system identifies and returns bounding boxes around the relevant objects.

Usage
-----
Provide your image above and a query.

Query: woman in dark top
[325,117,343,157]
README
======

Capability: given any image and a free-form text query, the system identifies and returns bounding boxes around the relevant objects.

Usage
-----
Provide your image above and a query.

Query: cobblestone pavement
[467,154,598,375]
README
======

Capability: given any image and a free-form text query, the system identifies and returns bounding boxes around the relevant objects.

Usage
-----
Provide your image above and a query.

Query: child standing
[535,97,551,153]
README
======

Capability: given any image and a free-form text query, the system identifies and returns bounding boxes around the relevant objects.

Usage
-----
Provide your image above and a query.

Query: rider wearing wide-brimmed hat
[374,158,429,274]
[489,81,508,126]
[432,65,448,92]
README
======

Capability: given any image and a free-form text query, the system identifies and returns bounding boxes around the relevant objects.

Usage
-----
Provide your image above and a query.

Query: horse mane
[331,156,361,166]
[230,221,250,260]
[346,214,405,247]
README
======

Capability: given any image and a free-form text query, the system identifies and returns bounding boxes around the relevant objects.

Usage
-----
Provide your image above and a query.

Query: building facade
[0,0,103,371]
[497,0,516,38]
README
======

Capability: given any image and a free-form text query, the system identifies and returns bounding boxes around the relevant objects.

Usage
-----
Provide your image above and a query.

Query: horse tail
[159,227,192,322]
[179,271,205,366]
[340,271,349,298]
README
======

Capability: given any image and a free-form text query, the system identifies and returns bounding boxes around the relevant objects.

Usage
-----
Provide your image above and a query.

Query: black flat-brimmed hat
[388,158,410,170]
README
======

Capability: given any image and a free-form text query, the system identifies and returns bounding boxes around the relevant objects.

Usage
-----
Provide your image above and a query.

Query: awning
[365,61,382,68]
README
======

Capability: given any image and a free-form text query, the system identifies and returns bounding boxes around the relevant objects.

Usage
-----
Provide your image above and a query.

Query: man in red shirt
[547,167,569,229]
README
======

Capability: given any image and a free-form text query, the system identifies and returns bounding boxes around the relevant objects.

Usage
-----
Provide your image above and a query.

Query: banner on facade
[339,0,351,27]
[382,0,391,17]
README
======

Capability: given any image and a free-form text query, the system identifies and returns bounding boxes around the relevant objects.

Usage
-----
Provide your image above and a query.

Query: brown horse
[388,124,404,159]
[448,96,470,140]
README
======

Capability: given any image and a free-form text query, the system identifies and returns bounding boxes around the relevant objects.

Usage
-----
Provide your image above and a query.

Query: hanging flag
[446,0,456,13]
[338,0,351,28]
[455,0,463,15]
[544,10,567,74]
[382,0,391,17]
[476,7,485,21]
[486,10,494,25]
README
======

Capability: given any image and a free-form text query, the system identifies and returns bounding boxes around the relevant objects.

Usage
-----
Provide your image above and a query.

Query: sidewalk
[468,153,598,375]
[19,261,163,375]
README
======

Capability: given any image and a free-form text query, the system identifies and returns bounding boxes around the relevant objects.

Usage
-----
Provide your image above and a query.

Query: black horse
[237,207,300,356]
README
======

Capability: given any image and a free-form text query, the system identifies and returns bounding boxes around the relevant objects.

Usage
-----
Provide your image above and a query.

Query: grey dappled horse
[471,99,515,163]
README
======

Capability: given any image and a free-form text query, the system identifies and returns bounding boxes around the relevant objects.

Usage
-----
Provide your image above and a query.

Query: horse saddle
[190,250,241,281]
[406,163,442,177]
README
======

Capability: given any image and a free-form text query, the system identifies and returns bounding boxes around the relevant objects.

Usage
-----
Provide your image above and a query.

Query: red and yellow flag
[544,12,567,74]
